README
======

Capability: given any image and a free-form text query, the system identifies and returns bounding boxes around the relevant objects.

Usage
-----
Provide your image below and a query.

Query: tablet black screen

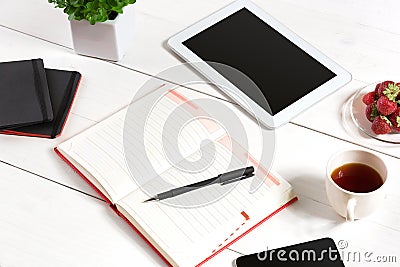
[183,8,336,115]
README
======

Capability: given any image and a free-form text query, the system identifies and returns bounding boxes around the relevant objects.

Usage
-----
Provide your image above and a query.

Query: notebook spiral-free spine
[32,59,53,121]
[51,72,81,138]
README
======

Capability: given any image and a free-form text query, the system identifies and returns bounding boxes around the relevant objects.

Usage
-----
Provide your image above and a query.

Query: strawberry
[375,82,381,92]
[365,103,378,122]
[377,96,397,115]
[396,83,400,101]
[388,108,400,132]
[371,116,392,135]
[383,83,400,101]
[376,81,394,97]
[362,91,376,105]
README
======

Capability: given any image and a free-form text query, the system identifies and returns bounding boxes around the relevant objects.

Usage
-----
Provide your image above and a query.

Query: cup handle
[346,197,357,222]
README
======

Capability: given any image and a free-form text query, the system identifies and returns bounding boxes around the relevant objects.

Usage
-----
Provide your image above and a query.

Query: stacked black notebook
[0,59,81,138]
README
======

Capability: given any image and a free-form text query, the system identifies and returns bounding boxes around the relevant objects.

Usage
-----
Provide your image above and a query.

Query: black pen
[143,166,254,202]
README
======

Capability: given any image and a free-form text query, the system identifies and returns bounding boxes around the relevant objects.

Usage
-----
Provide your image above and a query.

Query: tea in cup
[326,150,387,221]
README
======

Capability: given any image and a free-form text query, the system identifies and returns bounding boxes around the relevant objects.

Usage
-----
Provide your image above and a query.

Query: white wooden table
[1,1,400,266]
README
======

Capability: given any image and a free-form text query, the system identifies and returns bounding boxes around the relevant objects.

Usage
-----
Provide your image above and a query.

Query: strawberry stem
[381,115,392,126]
[383,83,400,101]
[370,104,379,121]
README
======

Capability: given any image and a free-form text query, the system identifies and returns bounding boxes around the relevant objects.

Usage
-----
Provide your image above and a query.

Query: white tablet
[168,0,352,128]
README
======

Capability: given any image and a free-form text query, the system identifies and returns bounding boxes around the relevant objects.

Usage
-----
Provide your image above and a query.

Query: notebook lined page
[124,89,219,179]
[116,139,293,264]
[58,109,136,202]
[56,84,296,266]
[57,87,226,203]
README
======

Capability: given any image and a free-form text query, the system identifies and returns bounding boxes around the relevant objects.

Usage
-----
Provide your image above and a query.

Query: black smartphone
[234,238,345,267]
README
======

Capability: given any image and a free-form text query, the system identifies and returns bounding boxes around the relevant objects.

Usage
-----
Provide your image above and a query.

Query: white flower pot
[69,5,135,61]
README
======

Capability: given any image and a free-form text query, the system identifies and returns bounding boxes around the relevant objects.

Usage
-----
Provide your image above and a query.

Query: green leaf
[108,0,117,6]
[397,117,400,128]
[383,83,400,101]
[86,2,94,9]
[89,17,96,25]
[381,115,392,126]
[371,104,379,121]
[48,0,135,24]
[99,8,107,16]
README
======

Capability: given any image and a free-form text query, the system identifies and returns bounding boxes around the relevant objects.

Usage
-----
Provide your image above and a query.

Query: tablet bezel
[168,0,352,128]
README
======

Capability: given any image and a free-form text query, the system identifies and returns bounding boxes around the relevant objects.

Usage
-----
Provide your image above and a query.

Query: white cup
[326,150,387,221]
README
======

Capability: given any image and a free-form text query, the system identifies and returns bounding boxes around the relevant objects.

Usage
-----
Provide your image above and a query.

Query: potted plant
[48,0,136,61]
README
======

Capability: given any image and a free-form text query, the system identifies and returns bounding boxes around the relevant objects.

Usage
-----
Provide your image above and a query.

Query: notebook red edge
[0,76,82,139]
[54,147,172,267]
[54,147,298,267]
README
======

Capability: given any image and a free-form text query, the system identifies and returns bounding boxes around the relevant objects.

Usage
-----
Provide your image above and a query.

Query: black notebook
[0,59,53,130]
[2,69,81,138]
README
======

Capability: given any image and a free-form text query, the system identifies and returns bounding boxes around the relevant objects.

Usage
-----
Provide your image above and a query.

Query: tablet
[168,0,352,128]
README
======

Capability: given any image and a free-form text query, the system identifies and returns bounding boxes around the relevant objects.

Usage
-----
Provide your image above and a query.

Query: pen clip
[220,173,254,186]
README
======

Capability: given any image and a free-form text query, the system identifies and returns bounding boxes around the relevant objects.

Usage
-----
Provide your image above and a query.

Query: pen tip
[143,197,156,203]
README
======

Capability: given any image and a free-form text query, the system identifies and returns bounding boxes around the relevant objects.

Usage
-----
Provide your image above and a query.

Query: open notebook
[55,85,297,266]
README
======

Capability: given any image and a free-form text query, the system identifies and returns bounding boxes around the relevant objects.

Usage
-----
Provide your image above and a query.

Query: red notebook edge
[0,130,50,138]
[54,147,112,205]
[54,147,298,267]
[54,147,173,267]
[195,196,298,267]
[0,74,82,139]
